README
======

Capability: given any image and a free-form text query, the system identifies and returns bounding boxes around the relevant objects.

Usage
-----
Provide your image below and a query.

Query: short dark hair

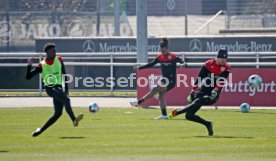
[159,37,169,49]
[43,43,56,52]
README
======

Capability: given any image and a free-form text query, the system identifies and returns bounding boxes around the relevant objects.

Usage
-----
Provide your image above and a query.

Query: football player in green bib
[26,43,83,137]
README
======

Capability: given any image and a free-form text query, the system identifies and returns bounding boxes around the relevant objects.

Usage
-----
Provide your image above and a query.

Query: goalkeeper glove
[210,89,219,101]
[187,90,196,104]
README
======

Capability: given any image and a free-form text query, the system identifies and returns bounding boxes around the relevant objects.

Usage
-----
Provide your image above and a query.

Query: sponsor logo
[189,39,202,52]
[83,40,96,52]
[167,0,176,10]
[66,20,86,37]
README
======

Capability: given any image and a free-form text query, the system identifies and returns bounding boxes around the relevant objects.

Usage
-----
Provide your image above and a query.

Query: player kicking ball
[169,49,231,136]
[26,43,83,137]
[130,38,185,120]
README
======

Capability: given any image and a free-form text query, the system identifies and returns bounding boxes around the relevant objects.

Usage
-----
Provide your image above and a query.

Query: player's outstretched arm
[138,58,159,70]
[176,56,184,64]
[176,57,185,69]
[26,58,42,80]
[211,71,230,100]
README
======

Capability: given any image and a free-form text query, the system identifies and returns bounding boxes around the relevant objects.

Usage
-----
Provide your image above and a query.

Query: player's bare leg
[130,85,167,107]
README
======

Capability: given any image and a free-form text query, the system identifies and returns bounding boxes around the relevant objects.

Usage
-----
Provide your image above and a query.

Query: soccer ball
[240,103,250,113]
[248,74,262,87]
[89,102,99,113]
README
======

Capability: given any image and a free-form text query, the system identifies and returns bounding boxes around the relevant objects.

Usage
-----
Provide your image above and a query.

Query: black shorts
[161,78,176,92]
[194,90,219,105]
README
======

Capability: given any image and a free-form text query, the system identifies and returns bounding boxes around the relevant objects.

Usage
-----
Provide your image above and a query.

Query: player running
[169,48,231,136]
[26,43,83,137]
[130,38,185,120]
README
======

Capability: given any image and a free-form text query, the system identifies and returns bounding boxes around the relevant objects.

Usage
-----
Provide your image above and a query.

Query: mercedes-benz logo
[83,40,96,52]
[66,20,86,37]
[0,21,14,43]
[189,39,202,52]
[167,0,176,10]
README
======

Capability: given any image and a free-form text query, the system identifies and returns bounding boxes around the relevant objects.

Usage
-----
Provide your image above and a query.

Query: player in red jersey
[130,38,185,119]
[169,49,231,136]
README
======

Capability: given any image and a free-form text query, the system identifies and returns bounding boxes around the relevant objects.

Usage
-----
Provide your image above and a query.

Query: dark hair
[43,43,56,52]
[159,37,169,49]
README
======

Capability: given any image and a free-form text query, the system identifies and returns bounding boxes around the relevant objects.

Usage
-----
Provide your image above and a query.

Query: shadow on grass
[0,150,9,153]
[137,117,187,121]
[141,106,158,109]
[59,136,86,139]
[194,136,254,139]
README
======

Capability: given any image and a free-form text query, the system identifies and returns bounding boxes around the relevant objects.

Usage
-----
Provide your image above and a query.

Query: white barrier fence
[1,52,276,96]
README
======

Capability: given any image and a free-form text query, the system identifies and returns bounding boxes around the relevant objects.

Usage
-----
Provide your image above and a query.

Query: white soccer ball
[248,74,262,88]
[240,103,250,113]
[89,102,99,113]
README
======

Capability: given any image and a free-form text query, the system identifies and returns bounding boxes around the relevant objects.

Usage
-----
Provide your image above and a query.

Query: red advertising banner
[137,68,276,106]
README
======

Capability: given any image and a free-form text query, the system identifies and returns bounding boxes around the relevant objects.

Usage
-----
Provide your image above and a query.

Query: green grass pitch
[0,107,276,161]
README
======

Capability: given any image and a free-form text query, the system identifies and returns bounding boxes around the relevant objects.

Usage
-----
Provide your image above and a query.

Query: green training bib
[41,57,62,86]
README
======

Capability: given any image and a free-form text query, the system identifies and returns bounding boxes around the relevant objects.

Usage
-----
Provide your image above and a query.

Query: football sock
[161,109,167,116]
[138,99,144,105]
